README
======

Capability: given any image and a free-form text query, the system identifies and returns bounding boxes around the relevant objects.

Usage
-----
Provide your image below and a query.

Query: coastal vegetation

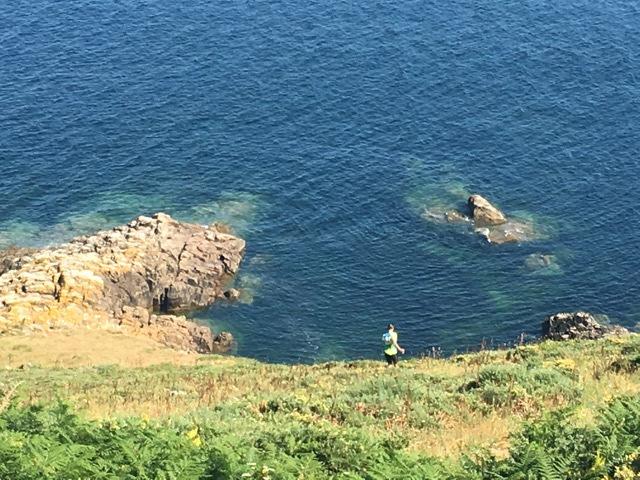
[1,333,640,479]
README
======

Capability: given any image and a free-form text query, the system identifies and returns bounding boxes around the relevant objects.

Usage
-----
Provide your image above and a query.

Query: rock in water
[525,253,555,270]
[223,288,241,300]
[418,191,539,245]
[444,210,470,223]
[468,195,507,227]
[0,213,245,353]
[475,219,536,245]
[542,311,629,340]
[524,253,560,273]
[119,307,235,353]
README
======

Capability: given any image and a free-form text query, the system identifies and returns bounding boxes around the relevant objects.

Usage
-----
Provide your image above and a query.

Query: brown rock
[119,312,234,354]
[468,195,507,227]
[213,331,235,352]
[0,213,245,353]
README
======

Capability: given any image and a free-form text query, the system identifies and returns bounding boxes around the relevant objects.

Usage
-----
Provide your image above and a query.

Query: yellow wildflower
[614,465,636,480]
[607,336,629,345]
[555,358,577,371]
[592,452,606,471]
[261,464,273,480]
[185,426,203,447]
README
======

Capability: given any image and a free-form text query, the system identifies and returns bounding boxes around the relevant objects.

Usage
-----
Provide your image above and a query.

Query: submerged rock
[524,253,561,274]
[525,253,556,270]
[445,210,470,223]
[0,213,245,353]
[421,207,448,224]
[468,195,507,227]
[542,311,629,341]
[475,219,536,245]
[421,207,471,225]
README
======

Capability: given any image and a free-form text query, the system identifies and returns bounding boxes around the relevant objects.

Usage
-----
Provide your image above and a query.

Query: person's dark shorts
[385,353,398,366]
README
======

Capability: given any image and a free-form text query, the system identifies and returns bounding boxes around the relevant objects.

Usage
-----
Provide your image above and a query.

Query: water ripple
[1,0,640,362]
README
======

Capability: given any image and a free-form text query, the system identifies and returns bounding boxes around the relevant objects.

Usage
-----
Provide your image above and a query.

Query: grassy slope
[1,332,640,462]
[0,330,205,368]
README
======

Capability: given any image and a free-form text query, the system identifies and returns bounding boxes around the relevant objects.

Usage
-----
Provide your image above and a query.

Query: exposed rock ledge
[542,311,629,341]
[0,213,245,353]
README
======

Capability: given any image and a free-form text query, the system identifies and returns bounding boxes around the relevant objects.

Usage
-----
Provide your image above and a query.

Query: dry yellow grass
[0,329,225,368]
[408,357,470,378]
[409,410,515,459]
[2,332,640,463]
[571,371,640,428]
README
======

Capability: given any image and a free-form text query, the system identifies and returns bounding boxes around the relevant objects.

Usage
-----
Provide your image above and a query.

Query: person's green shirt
[384,331,398,356]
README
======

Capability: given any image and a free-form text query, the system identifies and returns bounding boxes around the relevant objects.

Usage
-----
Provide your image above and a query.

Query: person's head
[387,323,395,332]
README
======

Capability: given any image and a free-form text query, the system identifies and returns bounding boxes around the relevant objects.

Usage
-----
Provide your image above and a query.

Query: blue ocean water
[1,0,640,363]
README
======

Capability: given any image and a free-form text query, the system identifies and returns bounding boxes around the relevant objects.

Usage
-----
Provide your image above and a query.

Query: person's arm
[392,336,405,354]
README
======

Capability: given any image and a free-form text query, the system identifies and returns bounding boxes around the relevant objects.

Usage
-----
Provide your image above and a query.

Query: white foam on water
[234,273,264,305]
[508,210,558,241]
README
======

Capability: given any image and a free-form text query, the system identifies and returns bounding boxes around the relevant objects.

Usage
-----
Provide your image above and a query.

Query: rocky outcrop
[421,194,538,245]
[0,213,245,353]
[468,195,507,227]
[0,247,37,276]
[467,195,536,245]
[119,306,234,353]
[542,311,629,341]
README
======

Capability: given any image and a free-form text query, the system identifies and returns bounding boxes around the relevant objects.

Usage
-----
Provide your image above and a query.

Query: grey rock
[542,311,629,341]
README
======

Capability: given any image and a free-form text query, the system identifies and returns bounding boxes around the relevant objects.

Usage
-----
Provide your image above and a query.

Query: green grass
[1,335,640,479]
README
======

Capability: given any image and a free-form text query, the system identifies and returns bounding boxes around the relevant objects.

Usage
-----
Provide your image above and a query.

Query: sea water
[1,0,640,362]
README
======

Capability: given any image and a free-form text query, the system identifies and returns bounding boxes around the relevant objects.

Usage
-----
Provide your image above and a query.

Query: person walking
[383,323,405,366]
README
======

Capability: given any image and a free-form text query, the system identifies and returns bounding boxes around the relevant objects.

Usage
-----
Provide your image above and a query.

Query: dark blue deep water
[2,0,640,362]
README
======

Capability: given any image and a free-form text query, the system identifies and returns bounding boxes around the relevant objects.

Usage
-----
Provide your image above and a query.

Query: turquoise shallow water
[1,0,640,362]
